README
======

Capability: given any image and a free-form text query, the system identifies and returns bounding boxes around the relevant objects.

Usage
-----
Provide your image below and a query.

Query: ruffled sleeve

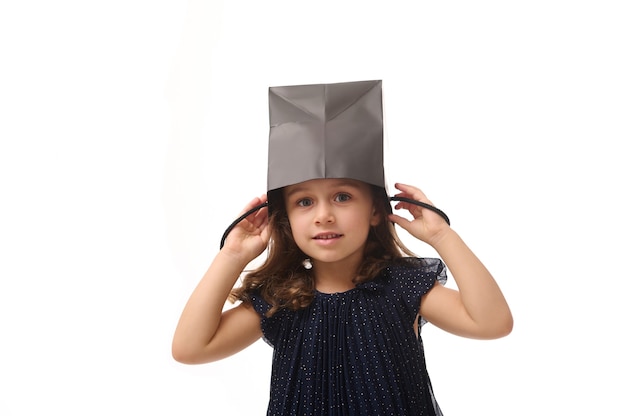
[249,290,270,316]
[249,290,283,348]
[383,257,447,328]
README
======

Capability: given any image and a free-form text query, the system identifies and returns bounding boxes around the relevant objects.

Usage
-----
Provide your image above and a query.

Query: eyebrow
[284,180,361,199]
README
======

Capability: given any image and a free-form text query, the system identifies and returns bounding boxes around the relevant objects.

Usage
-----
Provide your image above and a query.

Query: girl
[171,80,513,415]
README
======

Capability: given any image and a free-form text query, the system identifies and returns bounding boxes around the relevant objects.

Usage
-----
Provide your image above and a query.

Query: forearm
[172,250,249,359]
[431,229,513,335]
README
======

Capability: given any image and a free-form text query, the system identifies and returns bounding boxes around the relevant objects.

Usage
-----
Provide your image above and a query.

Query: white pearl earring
[302,258,312,270]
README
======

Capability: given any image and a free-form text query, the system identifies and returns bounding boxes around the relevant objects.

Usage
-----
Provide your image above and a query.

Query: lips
[313,233,343,240]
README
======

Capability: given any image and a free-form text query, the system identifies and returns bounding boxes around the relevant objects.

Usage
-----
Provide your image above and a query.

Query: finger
[393,184,433,206]
[394,182,414,191]
[394,205,424,222]
[238,195,265,215]
[394,183,423,196]
[388,213,412,230]
[250,203,269,229]
[234,195,268,228]
[394,182,427,195]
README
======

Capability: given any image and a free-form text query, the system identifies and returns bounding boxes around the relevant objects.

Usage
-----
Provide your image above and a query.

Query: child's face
[283,178,380,266]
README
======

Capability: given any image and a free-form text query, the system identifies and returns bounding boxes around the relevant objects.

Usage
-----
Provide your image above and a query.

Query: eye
[296,197,313,207]
[334,192,351,203]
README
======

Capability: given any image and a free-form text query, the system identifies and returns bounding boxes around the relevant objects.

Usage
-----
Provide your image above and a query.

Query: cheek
[349,210,377,235]
[286,214,307,241]
[289,222,311,253]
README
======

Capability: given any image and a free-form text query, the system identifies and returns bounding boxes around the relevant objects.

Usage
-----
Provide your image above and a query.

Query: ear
[370,207,381,226]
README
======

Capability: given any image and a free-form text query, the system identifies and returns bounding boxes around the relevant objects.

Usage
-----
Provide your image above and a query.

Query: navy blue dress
[250,257,447,416]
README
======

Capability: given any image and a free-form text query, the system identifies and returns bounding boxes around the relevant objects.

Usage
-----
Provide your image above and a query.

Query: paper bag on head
[219,80,450,249]
[267,79,386,196]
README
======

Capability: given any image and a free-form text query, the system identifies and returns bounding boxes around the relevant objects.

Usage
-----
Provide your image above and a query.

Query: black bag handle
[219,197,450,249]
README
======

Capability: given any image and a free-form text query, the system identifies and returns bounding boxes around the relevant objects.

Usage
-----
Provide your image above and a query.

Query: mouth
[313,233,343,240]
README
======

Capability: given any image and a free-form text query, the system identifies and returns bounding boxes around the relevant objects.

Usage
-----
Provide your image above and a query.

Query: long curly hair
[229,184,415,317]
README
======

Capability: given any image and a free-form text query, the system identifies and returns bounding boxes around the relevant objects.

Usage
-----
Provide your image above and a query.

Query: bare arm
[171,196,269,364]
[420,230,513,339]
[390,183,513,340]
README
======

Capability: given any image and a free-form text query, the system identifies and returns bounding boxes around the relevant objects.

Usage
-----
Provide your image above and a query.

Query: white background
[1,1,624,415]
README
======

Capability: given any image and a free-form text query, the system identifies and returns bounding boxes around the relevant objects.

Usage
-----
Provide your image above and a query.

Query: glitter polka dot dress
[250,257,447,416]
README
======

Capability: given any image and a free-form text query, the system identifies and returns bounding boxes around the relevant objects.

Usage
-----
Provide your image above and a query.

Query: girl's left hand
[388,183,451,246]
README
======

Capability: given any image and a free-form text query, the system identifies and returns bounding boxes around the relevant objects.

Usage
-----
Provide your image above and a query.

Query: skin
[283,179,381,293]
[171,180,513,364]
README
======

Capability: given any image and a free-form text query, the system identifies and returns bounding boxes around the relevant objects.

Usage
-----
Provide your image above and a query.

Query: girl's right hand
[220,195,270,263]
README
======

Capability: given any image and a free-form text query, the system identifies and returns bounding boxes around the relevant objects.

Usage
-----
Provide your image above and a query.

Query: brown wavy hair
[229,184,415,317]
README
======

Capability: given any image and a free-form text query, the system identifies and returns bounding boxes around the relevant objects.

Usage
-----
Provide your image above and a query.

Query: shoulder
[248,288,272,316]
[367,257,447,301]
[383,257,447,288]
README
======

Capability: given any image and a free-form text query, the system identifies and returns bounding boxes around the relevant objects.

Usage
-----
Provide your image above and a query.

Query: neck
[312,257,361,294]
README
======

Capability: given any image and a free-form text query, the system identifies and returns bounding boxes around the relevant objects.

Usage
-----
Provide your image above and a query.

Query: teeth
[316,234,339,239]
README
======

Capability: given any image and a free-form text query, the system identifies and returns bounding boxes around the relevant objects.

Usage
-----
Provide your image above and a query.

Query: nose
[314,201,335,224]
